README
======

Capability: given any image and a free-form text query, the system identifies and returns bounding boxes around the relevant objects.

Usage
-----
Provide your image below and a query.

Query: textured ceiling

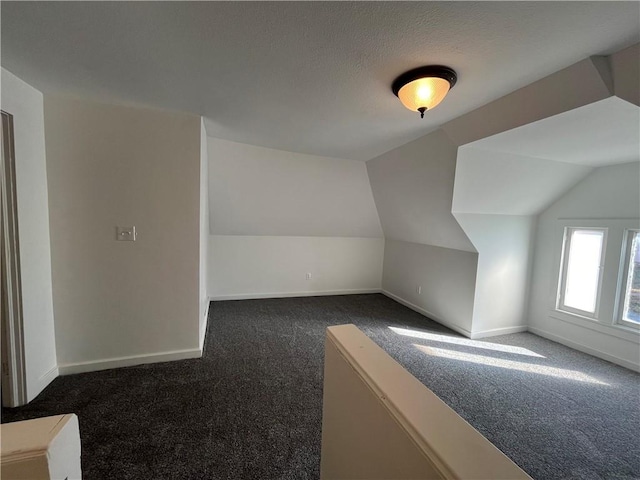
[2,2,639,160]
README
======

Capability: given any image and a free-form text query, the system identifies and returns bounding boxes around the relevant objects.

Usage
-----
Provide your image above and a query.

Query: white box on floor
[1,413,81,480]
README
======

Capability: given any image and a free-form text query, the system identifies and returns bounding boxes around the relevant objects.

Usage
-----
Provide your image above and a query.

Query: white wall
[451,147,589,338]
[528,162,640,370]
[208,137,383,299]
[1,68,58,400]
[381,240,477,336]
[365,50,634,340]
[455,214,535,337]
[366,129,474,252]
[199,118,209,349]
[208,137,382,238]
[366,129,477,335]
[453,148,592,216]
[321,325,530,480]
[44,96,202,373]
[209,236,384,299]
[611,43,639,106]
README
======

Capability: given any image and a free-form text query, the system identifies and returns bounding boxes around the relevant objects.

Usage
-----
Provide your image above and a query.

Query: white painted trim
[381,290,473,338]
[58,348,202,375]
[35,366,59,394]
[556,226,608,321]
[210,288,380,301]
[1,110,28,407]
[528,326,640,372]
[200,300,211,352]
[324,325,531,480]
[470,325,529,339]
[548,311,640,344]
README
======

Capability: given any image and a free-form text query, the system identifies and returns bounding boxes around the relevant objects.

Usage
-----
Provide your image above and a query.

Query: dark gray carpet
[2,294,639,479]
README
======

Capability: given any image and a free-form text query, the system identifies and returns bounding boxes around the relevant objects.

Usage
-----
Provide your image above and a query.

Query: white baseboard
[38,365,59,385]
[471,325,529,339]
[381,290,473,338]
[210,288,381,301]
[528,326,640,372]
[200,301,211,351]
[58,348,203,375]
[30,366,59,401]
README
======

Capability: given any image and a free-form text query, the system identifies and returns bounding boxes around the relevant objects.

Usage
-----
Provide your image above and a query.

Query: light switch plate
[116,226,136,241]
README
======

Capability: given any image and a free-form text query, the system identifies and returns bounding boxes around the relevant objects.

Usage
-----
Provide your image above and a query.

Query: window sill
[555,307,597,322]
[549,309,640,344]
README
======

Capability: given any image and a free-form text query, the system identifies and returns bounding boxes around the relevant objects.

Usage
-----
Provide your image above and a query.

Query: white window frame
[556,226,607,319]
[615,229,640,330]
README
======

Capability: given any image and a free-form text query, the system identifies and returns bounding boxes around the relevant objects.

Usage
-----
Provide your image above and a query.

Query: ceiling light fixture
[392,66,457,118]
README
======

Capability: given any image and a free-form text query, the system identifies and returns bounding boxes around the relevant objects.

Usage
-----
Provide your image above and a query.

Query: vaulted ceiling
[453,97,640,216]
[468,97,640,167]
[2,1,638,160]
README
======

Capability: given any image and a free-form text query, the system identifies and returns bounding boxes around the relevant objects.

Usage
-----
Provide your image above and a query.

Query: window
[617,230,640,329]
[557,228,606,317]
[553,221,640,337]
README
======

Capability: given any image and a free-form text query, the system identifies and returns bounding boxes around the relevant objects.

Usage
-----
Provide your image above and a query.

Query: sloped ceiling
[452,97,639,216]
[452,149,593,216]
[367,129,476,252]
[208,138,382,238]
[2,1,638,161]
[467,97,640,167]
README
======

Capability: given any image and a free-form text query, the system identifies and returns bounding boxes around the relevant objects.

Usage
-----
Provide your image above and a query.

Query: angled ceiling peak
[442,55,625,148]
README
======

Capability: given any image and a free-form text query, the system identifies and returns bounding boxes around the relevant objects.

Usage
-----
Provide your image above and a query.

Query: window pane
[622,231,640,325]
[563,229,604,313]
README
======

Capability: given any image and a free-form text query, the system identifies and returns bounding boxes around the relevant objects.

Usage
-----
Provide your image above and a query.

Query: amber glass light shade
[397,77,451,112]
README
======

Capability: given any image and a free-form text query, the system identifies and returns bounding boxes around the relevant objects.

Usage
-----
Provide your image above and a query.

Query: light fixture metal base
[391,65,458,97]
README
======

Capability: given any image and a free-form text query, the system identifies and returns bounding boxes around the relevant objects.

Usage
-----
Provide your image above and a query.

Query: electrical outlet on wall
[306,272,312,280]
[417,285,422,295]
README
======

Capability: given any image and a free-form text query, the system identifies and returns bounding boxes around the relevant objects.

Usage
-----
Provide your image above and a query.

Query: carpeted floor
[2,294,639,479]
